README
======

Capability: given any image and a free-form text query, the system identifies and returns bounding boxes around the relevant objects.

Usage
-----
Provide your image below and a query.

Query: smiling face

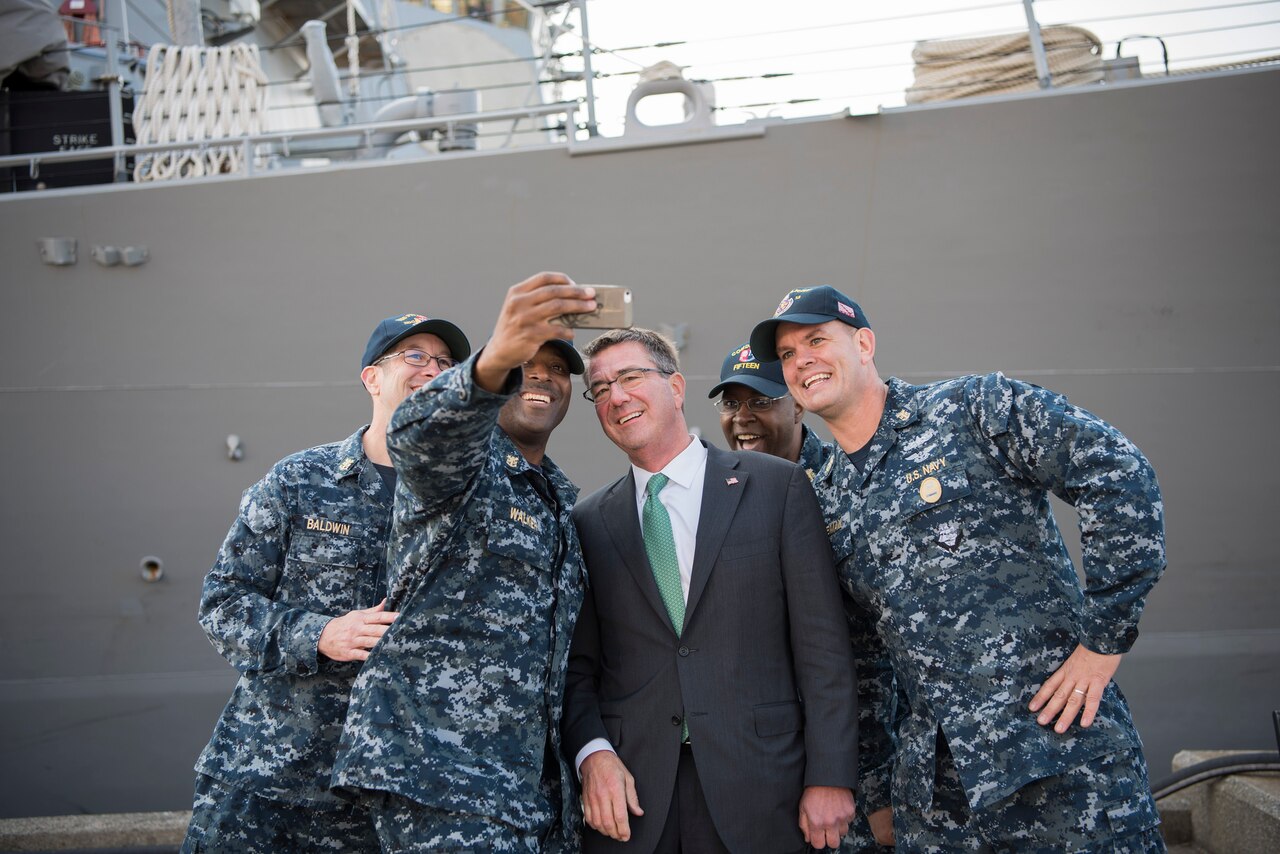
[718,384,804,461]
[587,340,689,468]
[363,331,452,419]
[775,320,875,423]
[498,342,574,451]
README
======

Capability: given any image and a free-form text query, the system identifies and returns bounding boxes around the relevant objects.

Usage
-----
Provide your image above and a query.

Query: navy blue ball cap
[749,286,869,362]
[707,342,789,399]
[542,339,585,375]
[363,313,471,368]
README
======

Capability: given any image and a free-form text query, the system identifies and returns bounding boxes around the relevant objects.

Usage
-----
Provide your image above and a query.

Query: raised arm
[388,272,596,513]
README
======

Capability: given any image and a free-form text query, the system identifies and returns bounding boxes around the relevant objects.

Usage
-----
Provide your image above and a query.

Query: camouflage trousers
[894,734,1164,853]
[367,793,547,853]
[181,774,380,853]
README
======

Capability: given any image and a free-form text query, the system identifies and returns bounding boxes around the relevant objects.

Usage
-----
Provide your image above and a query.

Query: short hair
[582,328,681,379]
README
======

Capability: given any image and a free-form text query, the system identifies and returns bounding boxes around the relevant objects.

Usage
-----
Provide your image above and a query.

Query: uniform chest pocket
[282,530,373,611]
[867,469,984,585]
[290,530,362,568]
[486,504,555,574]
[904,471,989,584]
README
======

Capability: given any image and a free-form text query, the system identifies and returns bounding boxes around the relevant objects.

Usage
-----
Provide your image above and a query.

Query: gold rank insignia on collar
[506,454,520,469]
[819,452,837,481]
[338,458,355,472]
[896,409,910,421]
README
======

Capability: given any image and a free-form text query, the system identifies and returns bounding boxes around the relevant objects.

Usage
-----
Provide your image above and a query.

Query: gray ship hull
[1,66,1277,817]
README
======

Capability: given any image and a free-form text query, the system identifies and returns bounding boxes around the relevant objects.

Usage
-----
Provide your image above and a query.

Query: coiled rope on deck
[906,26,1104,105]
[133,44,269,181]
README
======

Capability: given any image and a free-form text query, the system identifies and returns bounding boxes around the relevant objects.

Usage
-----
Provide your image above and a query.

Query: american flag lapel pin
[725,477,739,486]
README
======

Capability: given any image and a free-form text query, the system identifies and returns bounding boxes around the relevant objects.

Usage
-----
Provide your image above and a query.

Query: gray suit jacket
[563,442,858,853]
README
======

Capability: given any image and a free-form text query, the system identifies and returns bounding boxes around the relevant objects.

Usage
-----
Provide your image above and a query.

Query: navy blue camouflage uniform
[811,373,1165,852]
[799,423,898,853]
[184,427,387,853]
[797,423,826,482]
[331,355,586,852]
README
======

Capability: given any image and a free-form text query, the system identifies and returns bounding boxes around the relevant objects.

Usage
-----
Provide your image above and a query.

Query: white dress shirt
[576,436,706,775]
[630,436,706,602]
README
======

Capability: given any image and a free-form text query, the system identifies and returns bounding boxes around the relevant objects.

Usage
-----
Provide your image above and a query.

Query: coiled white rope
[133,43,269,181]
[906,26,1104,105]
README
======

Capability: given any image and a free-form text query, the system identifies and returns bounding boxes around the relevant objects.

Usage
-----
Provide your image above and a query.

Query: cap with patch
[362,313,471,369]
[748,286,869,362]
[542,339,585,375]
[707,342,789,399]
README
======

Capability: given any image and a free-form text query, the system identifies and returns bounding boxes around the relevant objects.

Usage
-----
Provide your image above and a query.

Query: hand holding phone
[553,285,633,329]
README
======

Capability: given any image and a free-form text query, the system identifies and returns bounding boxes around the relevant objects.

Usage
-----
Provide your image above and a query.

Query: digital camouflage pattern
[369,798,545,853]
[331,356,586,850]
[182,773,379,853]
[895,739,1163,852]
[810,373,1165,813]
[797,423,826,482]
[799,422,896,852]
[190,427,389,838]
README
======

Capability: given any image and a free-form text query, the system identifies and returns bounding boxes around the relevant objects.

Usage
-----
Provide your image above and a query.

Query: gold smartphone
[553,285,633,329]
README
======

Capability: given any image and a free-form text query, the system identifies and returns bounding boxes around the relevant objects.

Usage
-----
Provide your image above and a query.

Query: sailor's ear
[360,364,381,395]
[854,327,876,364]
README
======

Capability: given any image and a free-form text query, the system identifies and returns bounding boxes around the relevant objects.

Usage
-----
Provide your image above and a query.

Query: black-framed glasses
[374,349,458,371]
[712,395,789,414]
[582,367,673,404]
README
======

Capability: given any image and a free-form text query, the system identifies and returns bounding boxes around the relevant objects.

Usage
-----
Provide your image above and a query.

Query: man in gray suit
[563,328,860,853]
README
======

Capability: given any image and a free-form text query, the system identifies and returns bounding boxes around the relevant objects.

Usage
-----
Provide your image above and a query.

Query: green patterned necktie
[643,473,685,635]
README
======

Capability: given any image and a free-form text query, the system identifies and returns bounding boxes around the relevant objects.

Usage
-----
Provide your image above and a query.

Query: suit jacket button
[671,715,682,727]
[678,646,689,657]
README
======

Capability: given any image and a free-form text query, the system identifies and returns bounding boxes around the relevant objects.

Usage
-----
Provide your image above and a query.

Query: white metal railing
[12,0,1279,184]
[0,101,579,184]
[6,0,596,190]
[577,0,1280,130]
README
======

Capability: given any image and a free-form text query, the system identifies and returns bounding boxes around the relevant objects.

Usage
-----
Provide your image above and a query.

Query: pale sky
[573,0,1280,135]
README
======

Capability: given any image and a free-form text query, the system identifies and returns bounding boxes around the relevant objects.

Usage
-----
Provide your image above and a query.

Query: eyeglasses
[712,395,789,414]
[582,367,673,404]
[374,349,458,371]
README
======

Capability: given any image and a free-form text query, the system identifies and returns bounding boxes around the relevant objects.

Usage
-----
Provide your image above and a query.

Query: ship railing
[0,101,579,189]
[26,0,1280,170]
[564,0,1280,130]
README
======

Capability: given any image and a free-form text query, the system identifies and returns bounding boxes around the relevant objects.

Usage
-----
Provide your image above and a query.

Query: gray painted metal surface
[0,67,1277,818]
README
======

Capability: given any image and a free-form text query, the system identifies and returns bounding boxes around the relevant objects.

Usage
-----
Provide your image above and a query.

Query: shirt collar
[632,435,705,499]
[883,377,919,430]
[495,427,579,505]
[798,425,827,479]
[333,426,371,483]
